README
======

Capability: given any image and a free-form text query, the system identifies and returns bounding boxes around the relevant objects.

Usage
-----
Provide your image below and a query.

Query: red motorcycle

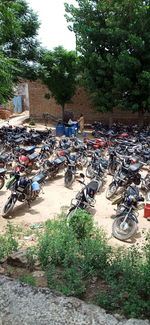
[83,137,106,149]
[15,152,40,174]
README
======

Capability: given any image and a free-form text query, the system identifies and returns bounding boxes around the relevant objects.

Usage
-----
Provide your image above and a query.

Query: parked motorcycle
[111,185,144,240]
[0,168,7,190]
[66,174,100,223]
[41,156,66,179]
[106,162,142,199]
[2,171,41,218]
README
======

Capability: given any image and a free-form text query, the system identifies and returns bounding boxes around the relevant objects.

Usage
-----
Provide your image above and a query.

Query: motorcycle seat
[27,152,39,160]
[87,180,99,193]
[53,157,66,165]
[129,163,141,172]
[0,168,7,174]
[32,172,47,184]
[24,146,36,154]
[0,153,9,160]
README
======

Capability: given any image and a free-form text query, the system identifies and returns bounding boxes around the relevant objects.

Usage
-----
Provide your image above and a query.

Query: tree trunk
[108,109,113,128]
[62,104,65,122]
[138,108,144,127]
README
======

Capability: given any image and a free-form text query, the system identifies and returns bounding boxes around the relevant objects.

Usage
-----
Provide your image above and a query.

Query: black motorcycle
[66,174,100,223]
[41,156,66,179]
[2,172,41,218]
[106,162,142,199]
[111,185,144,240]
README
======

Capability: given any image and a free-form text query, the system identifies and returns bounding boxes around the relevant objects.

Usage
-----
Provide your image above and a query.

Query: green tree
[65,0,150,124]
[0,49,19,103]
[39,46,78,121]
[0,0,41,103]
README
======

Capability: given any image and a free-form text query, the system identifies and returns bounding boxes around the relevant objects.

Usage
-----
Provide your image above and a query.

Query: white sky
[27,0,76,51]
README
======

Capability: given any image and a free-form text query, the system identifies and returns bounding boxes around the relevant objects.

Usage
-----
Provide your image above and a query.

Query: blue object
[65,126,72,137]
[32,181,40,191]
[56,124,64,136]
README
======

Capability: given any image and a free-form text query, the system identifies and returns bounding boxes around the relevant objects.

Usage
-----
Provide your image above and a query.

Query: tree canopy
[39,46,78,120]
[65,0,150,115]
[0,0,41,103]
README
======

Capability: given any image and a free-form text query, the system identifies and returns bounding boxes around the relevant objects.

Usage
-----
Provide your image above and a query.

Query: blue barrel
[65,126,72,137]
[56,124,64,136]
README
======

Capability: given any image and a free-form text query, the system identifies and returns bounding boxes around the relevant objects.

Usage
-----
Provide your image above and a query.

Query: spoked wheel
[112,215,137,240]
[64,171,74,188]
[106,183,117,199]
[2,196,16,218]
[0,176,5,190]
[66,207,78,225]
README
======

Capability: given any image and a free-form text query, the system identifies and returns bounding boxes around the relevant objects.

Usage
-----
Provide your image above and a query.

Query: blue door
[13,96,23,113]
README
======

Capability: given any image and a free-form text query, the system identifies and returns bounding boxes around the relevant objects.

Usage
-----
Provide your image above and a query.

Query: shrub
[67,209,94,240]
[37,219,80,268]
[0,223,18,262]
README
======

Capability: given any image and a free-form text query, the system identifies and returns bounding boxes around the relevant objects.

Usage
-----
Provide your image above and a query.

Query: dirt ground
[0,116,150,248]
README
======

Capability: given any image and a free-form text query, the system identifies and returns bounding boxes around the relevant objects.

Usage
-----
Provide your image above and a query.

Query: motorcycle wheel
[112,215,137,240]
[64,171,74,188]
[66,206,78,225]
[86,165,95,178]
[106,183,117,199]
[0,176,5,190]
[2,196,16,218]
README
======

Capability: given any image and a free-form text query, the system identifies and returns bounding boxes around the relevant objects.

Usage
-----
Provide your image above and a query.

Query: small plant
[19,275,36,286]
[0,222,18,262]
[28,119,35,126]
[26,246,38,270]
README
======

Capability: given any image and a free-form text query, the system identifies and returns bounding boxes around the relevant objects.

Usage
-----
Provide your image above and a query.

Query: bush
[68,209,94,240]
[37,219,80,268]
[0,223,18,262]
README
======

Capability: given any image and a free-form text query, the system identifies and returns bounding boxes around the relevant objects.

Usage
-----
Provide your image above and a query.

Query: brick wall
[28,79,150,124]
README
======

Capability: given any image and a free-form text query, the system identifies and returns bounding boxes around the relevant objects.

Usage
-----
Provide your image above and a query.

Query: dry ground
[0,117,150,248]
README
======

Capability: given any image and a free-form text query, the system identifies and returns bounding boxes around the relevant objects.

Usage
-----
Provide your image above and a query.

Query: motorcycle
[2,171,41,218]
[15,152,40,174]
[0,168,7,190]
[41,156,66,179]
[111,185,144,240]
[66,174,100,223]
[106,162,142,199]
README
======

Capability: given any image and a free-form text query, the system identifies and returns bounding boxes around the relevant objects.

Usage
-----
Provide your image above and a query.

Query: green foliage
[25,246,38,270]
[0,0,41,100]
[28,119,36,125]
[39,46,78,120]
[0,222,18,261]
[65,0,150,115]
[19,275,36,286]
[67,209,94,240]
[35,216,150,319]
[37,219,79,268]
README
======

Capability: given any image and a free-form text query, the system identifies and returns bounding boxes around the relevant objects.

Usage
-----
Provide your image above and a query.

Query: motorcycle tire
[64,171,74,188]
[66,206,78,225]
[2,195,16,218]
[106,183,117,199]
[0,176,5,190]
[112,215,137,240]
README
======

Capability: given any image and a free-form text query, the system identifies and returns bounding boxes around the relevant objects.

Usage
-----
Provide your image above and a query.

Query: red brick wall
[28,80,150,124]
